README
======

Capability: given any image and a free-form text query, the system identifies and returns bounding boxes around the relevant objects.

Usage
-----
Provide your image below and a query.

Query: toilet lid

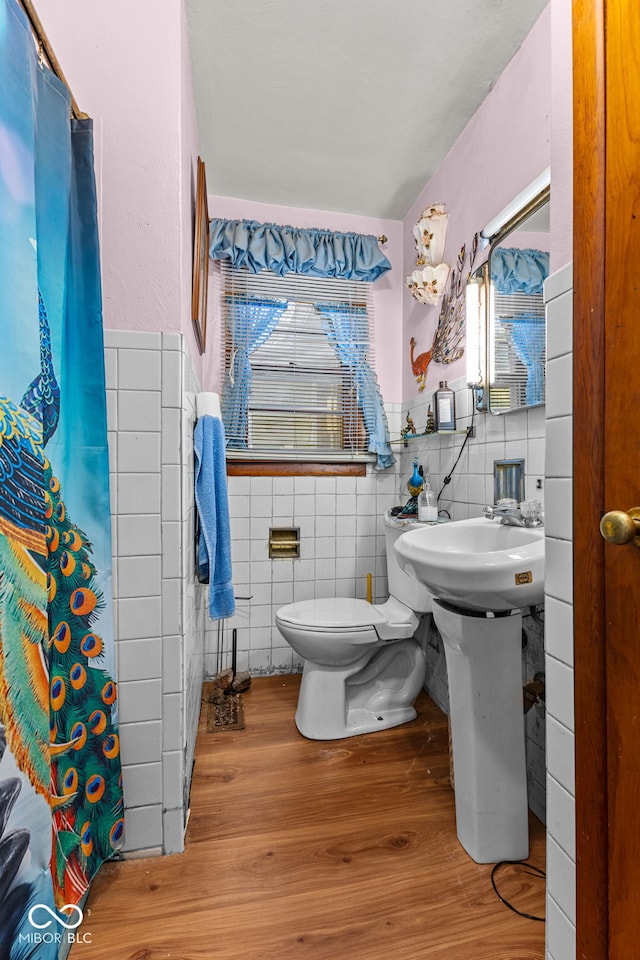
[277,597,387,630]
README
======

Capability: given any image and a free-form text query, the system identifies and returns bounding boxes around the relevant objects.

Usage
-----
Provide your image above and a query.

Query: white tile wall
[204,404,403,677]
[105,329,206,858]
[544,263,575,960]
[400,379,546,522]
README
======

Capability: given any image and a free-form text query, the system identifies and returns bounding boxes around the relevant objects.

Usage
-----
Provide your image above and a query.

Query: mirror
[466,175,551,415]
[485,190,550,414]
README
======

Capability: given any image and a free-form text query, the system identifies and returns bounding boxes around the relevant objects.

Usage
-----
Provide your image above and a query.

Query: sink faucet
[483,505,526,526]
[483,504,544,528]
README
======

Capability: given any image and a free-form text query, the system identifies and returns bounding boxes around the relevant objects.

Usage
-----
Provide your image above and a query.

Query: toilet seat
[276,596,417,641]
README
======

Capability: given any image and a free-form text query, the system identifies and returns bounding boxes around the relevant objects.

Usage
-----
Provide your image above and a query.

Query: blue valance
[209,218,392,282]
[491,247,549,295]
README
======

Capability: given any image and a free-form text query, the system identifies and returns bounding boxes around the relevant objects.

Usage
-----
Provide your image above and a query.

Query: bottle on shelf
[418,476,439,522]
[434,380,456,431]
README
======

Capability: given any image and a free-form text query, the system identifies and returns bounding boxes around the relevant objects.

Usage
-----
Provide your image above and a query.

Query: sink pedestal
[433,599,529,863]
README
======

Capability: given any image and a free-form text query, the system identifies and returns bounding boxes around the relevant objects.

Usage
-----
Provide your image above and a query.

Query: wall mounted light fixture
[406,263,450,305]
[465,266,488,412]
[413,203,450,264]
[406,203,450,305]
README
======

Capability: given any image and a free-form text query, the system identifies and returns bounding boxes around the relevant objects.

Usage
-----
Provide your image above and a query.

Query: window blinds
[489,288,546,411]
[219,262,378,461]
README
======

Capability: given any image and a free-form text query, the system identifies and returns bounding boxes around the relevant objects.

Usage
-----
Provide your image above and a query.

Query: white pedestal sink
[394,516,544,614]
[394,516,545,863]
[433,600,529,862]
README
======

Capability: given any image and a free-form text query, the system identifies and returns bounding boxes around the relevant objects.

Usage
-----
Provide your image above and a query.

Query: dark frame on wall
[192,156,209,355]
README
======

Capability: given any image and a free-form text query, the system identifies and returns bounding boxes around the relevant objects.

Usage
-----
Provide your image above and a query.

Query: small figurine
[400,411,416,438]
[406,457,424,498]
[426,404,435,434]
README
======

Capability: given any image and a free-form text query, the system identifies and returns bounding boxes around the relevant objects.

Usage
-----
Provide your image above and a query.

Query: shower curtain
[0,0,123,950]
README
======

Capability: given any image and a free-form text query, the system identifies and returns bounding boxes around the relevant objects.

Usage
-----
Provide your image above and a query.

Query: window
[489,286,546,412]
[219,262,382,463]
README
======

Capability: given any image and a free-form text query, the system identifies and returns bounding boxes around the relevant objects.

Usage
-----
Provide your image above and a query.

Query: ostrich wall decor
[409,337,432,391]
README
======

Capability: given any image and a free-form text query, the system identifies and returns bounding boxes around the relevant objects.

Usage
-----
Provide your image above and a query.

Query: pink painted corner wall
[180,7,204,379]
[500,231,551,252]
[34,0,204,382]
[205,195,404,401]
[402,6,555,402]
[550,0,573,270]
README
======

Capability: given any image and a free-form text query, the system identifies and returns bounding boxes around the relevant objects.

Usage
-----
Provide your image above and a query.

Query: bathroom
[2,0,636,956]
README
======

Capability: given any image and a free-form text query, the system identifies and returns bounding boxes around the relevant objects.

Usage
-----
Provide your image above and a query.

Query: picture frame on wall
[192,156,209,355]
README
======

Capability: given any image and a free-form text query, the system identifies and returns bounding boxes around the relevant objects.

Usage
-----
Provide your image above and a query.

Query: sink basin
[394,516,544,612]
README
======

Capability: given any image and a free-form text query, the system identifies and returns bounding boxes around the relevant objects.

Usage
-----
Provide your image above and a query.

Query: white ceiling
[186,0,548,221]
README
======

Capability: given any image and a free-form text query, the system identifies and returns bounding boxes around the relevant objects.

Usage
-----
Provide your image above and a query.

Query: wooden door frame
[573,0,608,957]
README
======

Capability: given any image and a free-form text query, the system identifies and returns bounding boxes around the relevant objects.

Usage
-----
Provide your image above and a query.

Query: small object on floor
[202,678,226,703]
[202,670,235,703]
[201,680,219,702]
[207,693,245,732]
[216,668,234,691]
[231,671,252,693]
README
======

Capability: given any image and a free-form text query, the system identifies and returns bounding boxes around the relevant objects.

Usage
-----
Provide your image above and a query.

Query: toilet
[275,512,433,739]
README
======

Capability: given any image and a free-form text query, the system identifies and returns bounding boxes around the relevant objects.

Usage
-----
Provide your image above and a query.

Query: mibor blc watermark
[20,903,92,945]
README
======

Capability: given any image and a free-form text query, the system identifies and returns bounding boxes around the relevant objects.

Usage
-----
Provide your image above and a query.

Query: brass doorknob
[600,508,640,546]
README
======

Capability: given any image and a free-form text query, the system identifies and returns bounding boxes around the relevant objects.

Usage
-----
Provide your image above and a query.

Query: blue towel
[194,415,236,619]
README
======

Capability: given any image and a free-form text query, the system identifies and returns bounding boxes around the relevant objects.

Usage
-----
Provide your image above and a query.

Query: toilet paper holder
[269,527,300,559]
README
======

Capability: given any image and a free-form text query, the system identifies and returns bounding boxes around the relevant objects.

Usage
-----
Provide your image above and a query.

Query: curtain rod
[17,0,87,120]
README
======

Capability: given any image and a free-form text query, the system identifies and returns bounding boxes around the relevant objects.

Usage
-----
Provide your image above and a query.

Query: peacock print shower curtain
[0,0,123,952]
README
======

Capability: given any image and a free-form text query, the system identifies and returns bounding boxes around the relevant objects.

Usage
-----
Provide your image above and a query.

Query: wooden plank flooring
[74,676,545,959]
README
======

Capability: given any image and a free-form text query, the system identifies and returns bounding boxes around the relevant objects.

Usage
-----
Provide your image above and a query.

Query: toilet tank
[383,512,434,613]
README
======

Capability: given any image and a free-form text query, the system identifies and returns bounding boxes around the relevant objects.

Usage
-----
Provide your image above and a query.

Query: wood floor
[73,676,546,960]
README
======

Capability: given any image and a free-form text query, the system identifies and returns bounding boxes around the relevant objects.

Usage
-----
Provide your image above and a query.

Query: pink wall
[180,7,204,379]
[35,0,203,382]
[500,231,550,251]
[550,0,573,269]
[402,6,553,401]
[206,195,404,401]
[33,1,572,404]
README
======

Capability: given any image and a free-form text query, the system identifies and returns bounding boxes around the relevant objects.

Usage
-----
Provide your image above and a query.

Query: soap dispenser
[418,477,439,522]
